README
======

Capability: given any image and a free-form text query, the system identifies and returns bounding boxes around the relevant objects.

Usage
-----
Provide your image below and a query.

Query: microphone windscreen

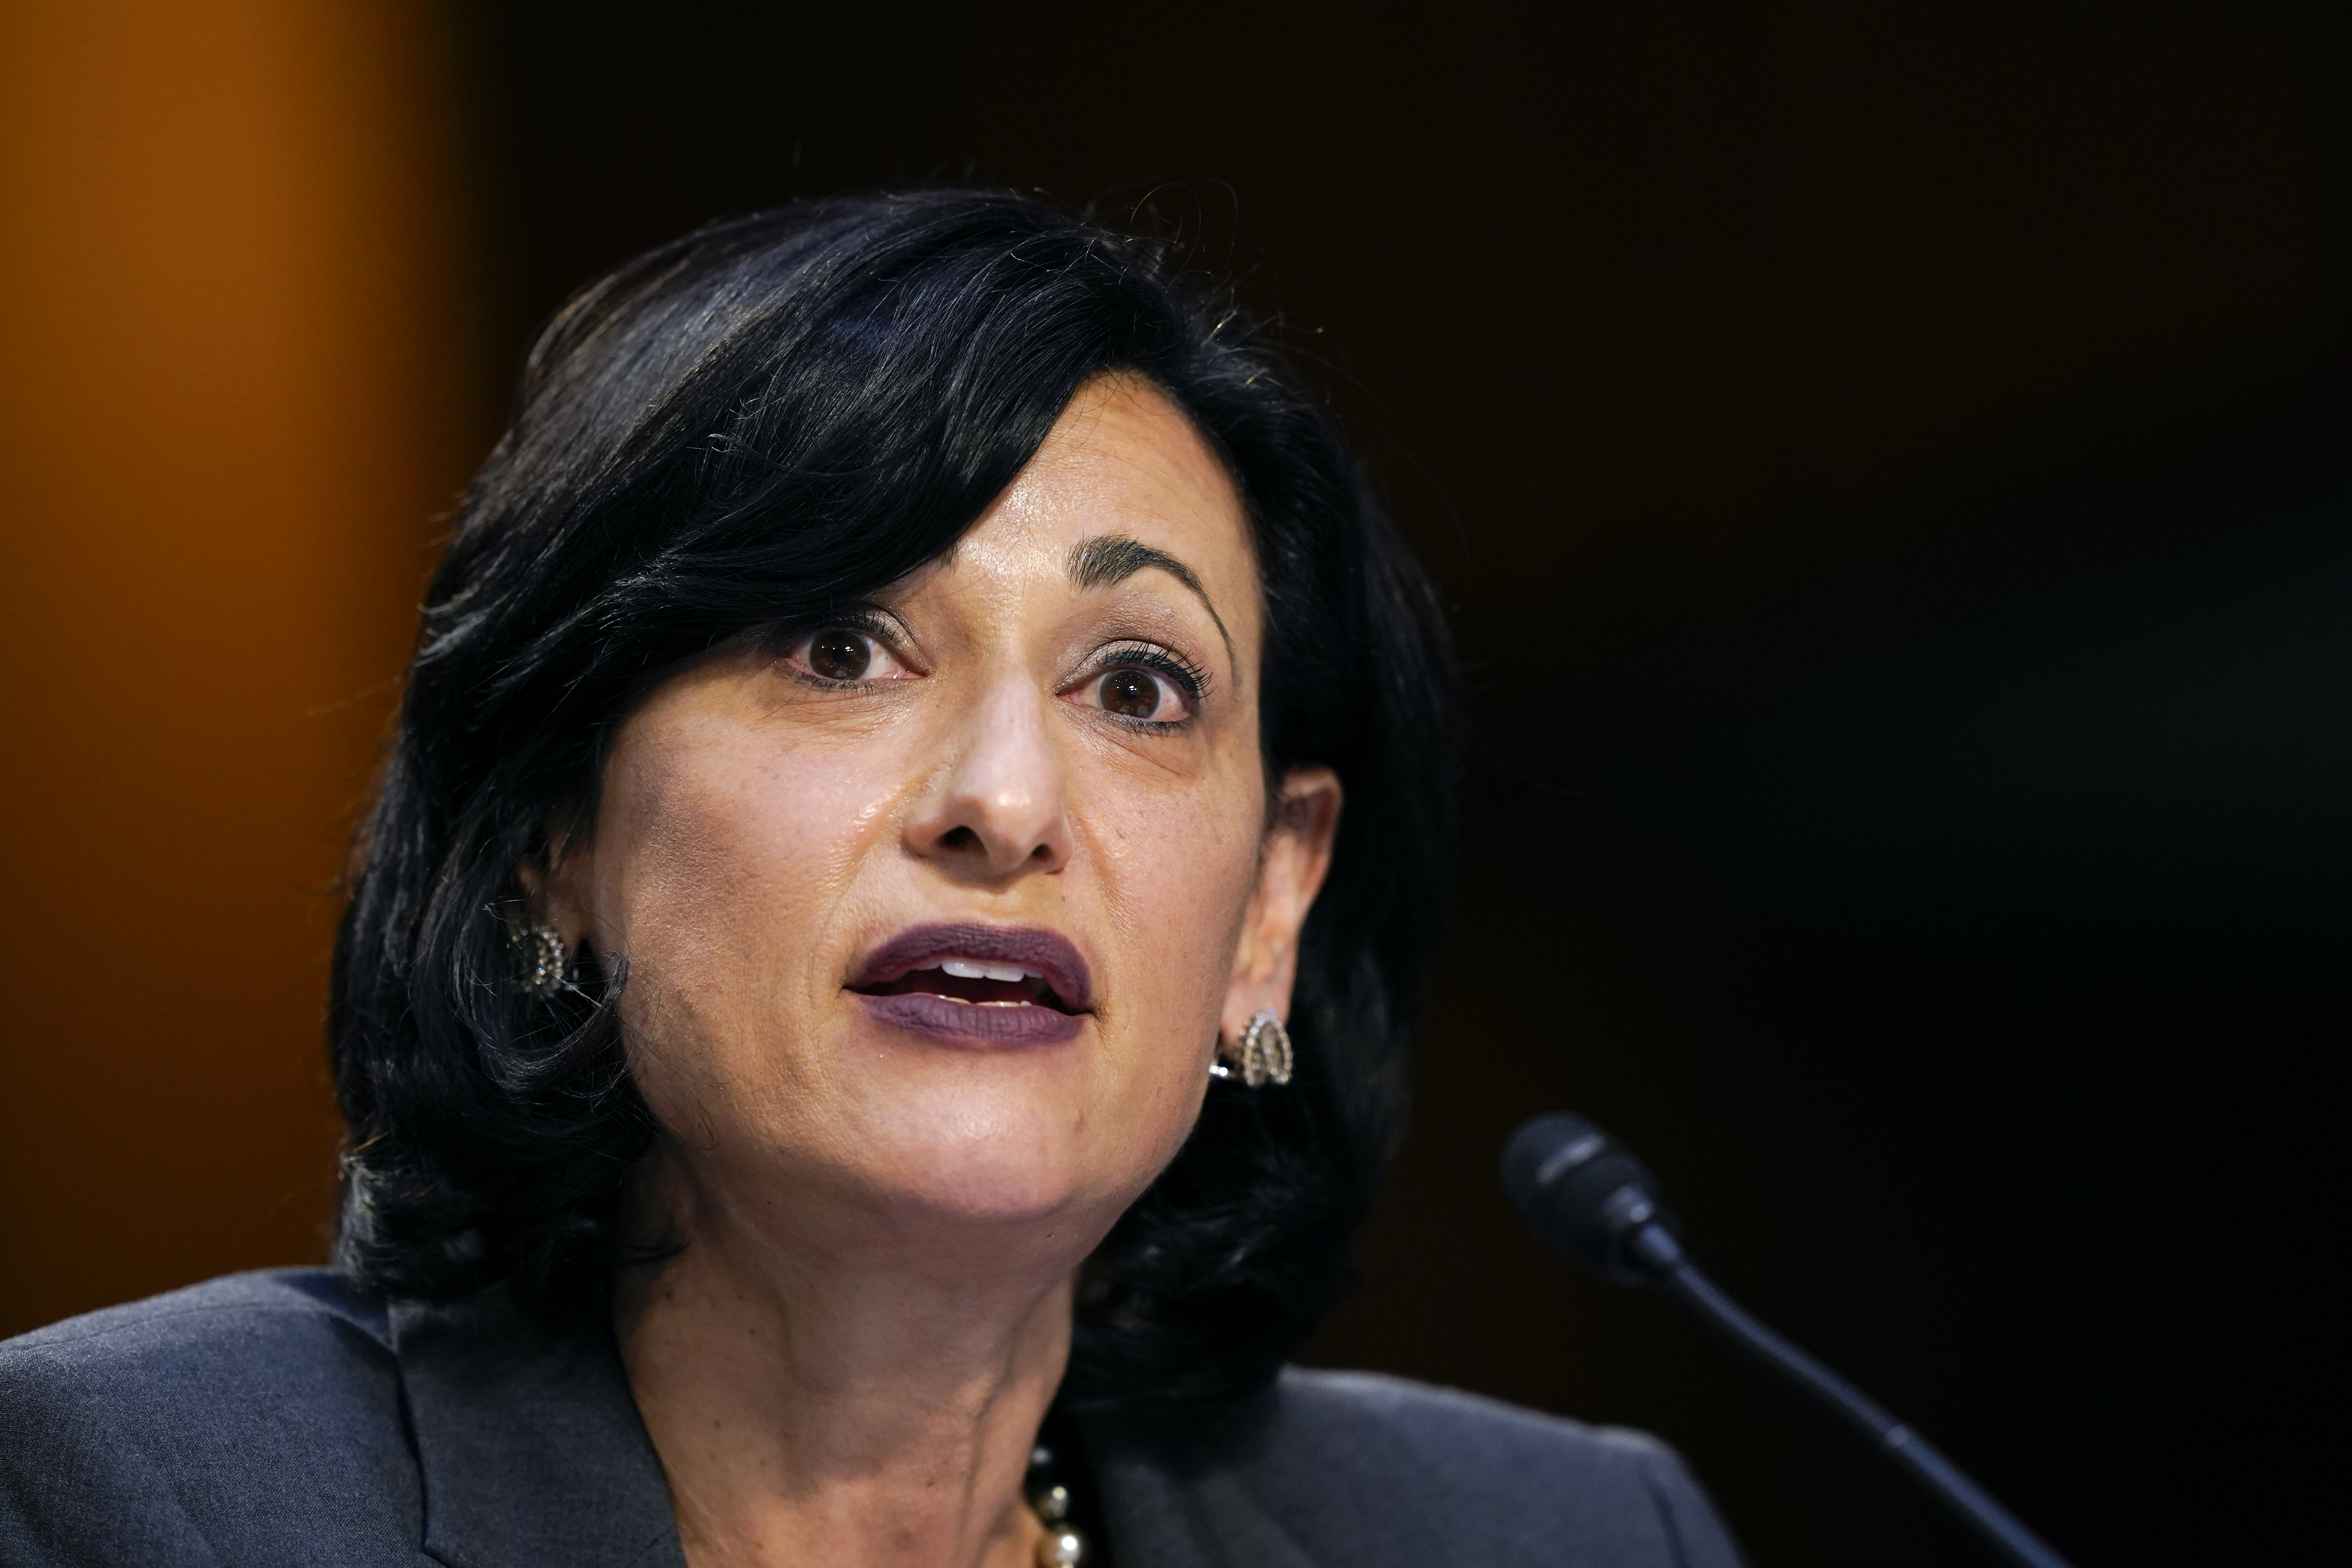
[1501,1112,1679,1284]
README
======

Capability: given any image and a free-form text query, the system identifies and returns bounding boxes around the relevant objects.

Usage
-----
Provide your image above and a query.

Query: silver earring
[1211,1009,1293,1087]
[521,922,567,998]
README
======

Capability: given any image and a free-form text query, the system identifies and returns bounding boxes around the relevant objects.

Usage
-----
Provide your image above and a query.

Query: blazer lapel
[394,1292,684,1568]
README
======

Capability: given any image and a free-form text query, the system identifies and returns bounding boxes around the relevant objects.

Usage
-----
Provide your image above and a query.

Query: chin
[891,1165,1088,1231]
[846,1083,1115,1232]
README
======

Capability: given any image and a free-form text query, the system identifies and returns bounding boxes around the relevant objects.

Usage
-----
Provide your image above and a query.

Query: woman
[0,191,1740,1567]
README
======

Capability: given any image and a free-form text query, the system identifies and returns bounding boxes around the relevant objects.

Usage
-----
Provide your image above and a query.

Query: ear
[1220,766,1344,1053]
[517,818,595,949]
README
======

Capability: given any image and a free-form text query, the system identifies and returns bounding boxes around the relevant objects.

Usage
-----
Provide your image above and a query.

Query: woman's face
[552,374,1339,1268]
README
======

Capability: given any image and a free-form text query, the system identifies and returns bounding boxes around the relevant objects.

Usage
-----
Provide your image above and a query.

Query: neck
[615,1156,1077,1568]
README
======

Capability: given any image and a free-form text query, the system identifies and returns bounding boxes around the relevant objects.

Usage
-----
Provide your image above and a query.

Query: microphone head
[1501,1112,1683,1285]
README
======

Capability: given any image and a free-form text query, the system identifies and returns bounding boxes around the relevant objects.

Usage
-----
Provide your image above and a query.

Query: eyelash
[778,609,906,688]
[1083,641,1212,731]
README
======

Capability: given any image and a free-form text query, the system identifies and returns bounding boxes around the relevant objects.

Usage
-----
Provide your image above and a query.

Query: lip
[848,922,1094,1049]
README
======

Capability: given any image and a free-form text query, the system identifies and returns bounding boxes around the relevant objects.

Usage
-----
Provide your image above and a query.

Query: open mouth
[849,958,1080,1014]
[846,923,1093,1047]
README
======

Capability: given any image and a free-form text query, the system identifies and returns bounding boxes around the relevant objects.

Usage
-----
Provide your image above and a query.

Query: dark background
[7,4,2345,1564]
[448,5,2349,1562]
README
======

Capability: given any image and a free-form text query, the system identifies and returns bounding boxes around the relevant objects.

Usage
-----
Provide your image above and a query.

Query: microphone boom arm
[1630,1225,2073,1568]
[1502,1112,2076,1568]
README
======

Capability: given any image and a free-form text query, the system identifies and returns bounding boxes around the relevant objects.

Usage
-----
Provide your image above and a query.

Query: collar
[393,1290,684,1568]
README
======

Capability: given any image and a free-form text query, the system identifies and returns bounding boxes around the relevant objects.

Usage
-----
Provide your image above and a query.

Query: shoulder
[3,1266,392,1368]
[0,1269,420,1567]
[1270,1366,1677,1473]
[1242,1369,1742,1567]
[0,1267,400,1442]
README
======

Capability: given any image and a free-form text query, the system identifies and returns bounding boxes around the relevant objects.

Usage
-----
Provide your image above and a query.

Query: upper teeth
[938,958,1041,984]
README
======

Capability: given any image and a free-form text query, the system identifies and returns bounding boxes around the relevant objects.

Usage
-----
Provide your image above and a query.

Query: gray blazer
[0,1270,1742,1567]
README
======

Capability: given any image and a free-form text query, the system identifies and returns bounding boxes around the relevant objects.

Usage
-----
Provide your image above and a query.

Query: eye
[787,625,911,684]
[1099,668,1170,719]
[1072,648,1204,726]
[809,629,870,681]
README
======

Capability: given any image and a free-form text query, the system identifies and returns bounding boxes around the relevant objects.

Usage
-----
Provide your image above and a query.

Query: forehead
[932,375,1258,628]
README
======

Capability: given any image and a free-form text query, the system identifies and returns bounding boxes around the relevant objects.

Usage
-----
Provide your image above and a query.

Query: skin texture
[544,374,1342,1568]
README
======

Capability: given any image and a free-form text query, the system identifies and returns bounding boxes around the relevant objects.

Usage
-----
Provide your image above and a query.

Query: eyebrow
[1065,533,1236,666]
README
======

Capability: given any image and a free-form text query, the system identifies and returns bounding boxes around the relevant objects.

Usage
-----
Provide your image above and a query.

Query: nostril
[940,826,980,851]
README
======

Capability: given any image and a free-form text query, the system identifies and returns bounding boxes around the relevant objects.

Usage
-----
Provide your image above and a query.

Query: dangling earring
[1211,1008,1294,1087]
[521,922,567,998]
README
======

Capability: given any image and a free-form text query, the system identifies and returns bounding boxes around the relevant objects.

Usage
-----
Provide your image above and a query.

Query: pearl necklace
[1025,1439,1090,1566]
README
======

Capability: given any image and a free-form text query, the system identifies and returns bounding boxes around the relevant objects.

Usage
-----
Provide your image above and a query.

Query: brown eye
[808,630,871,681]
[1099,668,1164,719]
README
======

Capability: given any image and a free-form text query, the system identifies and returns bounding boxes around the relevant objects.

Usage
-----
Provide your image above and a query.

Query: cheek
[1084,766,1265,1054]
[1077,784,1261,1193]
[594,722,900,1106]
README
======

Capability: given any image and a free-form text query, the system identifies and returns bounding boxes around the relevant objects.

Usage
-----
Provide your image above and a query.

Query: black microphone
[1502,1112,2074,1568]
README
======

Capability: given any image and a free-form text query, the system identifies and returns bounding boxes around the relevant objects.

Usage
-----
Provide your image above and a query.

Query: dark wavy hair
[330,189,1459,1414]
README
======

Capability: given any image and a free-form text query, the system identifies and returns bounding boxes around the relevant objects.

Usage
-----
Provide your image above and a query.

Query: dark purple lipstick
[848,923,1093,1048]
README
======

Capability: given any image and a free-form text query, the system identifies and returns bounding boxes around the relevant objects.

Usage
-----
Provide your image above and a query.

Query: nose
[905,676,1072,878]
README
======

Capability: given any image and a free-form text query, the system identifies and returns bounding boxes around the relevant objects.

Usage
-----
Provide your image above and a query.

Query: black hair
[330,189,1459,1414]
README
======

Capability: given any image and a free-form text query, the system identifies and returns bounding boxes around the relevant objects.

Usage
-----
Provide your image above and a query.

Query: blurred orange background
[0,1,475,1336]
